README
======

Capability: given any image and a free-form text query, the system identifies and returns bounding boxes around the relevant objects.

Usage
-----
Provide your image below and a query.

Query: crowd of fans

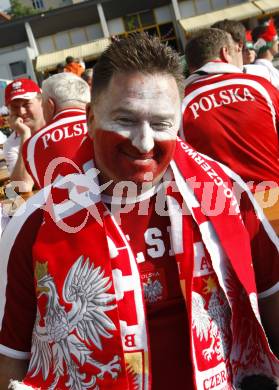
[0,17,278,390]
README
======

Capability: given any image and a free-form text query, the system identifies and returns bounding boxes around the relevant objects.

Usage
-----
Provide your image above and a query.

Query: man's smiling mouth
[120,149,155,162]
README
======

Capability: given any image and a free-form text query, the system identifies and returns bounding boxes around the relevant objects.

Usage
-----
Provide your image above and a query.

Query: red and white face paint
[87,72,181,193]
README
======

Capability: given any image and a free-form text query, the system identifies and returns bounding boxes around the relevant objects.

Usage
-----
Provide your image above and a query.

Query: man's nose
[131,123,154,153]
[17,106,27,116]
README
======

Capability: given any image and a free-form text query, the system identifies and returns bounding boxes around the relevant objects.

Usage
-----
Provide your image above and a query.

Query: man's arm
[0,355,29,388]
[0,206,42,388]
[8,116,34,193]
[259,291,279,357]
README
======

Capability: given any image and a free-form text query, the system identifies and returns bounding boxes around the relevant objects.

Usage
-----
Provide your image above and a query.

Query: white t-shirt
[244,63,273,84]
[254,58,279,90]
[3,131,20,175]
[0,131,7,144]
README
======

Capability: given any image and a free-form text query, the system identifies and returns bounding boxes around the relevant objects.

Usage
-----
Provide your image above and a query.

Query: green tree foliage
[8,0,38,18]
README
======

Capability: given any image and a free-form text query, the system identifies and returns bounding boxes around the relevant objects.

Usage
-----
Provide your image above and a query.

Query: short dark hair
[66,56,74,64]
[211,19,246,44]
[251,25,267,43]
[92,33,185,101]
[184,28,231,71]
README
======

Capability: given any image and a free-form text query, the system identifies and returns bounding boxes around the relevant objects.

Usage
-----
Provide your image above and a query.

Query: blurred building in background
[20,0,85,12]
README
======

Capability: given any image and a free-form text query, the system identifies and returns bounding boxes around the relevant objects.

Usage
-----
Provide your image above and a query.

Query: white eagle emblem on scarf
[192,285,231,362]
[28,256,121,389]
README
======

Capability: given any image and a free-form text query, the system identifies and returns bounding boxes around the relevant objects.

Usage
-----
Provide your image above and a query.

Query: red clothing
[182,62,279,189]
[1,141,278,389]
[105,193,194,389]
[0,186,278,387]
[22,108,90,188]
[64,62,84,77]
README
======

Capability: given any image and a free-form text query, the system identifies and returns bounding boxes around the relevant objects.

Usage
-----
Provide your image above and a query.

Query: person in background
[182,28,279,190]
[56,62,65,73]
[0,106,10,143]
[0,33,278,390]
[81,67,94,88]
[3,78,45,192]
[75,57,86,72]
[211,19,245,68]
[0,130,6,144]
[211,19,273,83]
[22,72,91,189]
[252,19,279,89]
[64,56,84,77]
[0,130,7,144]
[243,30,256,65]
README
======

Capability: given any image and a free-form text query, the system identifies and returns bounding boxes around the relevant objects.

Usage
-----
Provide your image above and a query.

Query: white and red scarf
[10,138,279,390]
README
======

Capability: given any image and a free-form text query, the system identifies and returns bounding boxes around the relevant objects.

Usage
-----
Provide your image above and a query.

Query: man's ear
[237,41,244,53]
[47,97,56,118]
[220,46,230,63]
[86,102,94,140]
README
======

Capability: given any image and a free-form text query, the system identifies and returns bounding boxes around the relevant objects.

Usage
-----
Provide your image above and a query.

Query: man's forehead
[112,70,174,84]
[107,72,179,99]
[9,97,38,106]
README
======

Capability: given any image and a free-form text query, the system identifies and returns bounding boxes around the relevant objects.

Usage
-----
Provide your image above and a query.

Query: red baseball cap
[5,78,41,106]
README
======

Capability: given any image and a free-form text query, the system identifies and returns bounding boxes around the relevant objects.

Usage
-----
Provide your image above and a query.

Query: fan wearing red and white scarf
[1,136,279,390]
[0,35,278,390]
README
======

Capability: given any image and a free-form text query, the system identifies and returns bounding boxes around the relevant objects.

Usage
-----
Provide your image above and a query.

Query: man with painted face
[0,34,279,390]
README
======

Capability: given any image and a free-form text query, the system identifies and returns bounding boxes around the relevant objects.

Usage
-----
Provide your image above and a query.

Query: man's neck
[57,103,86,113]
[101,181,161,205]
[32,119,45,134]
[258,50,273,62]
[101,179,157,199]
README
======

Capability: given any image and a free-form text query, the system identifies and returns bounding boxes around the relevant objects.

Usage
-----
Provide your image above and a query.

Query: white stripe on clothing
[0,343,30,360]
[0,187,50,333]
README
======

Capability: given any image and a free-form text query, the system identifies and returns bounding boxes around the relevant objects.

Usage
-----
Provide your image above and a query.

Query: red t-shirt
[23,108,90,188]
[103,191,195,389]
[182,71,279,189]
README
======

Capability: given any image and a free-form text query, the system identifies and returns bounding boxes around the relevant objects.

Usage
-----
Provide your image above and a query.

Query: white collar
[185,61,242,87]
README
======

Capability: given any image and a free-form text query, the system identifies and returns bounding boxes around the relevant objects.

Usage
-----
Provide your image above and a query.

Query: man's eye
[152,122,172,130]
[117,118,135,124]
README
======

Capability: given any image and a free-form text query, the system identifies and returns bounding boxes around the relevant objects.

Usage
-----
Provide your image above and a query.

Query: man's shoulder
[187,71,271,86]
[0,189,47,261]
[39,109,86,132]
[184,71,278,105]
[3,132,19,154]
[3,131,18,146]
[244,63,272,81]
[25,109,87,148]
